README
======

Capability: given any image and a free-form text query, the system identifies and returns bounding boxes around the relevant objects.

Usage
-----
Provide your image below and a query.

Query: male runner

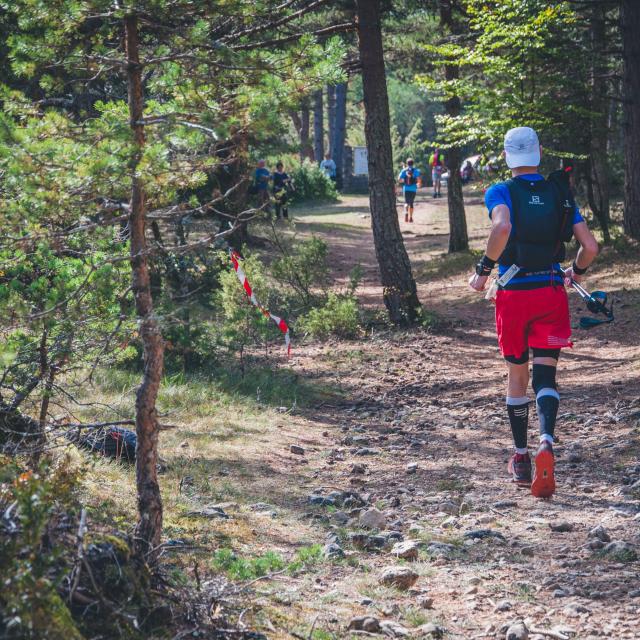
[398,158,422,222]
[468,126,599,498]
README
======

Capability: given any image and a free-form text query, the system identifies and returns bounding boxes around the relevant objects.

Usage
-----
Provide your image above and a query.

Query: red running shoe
[508,452,532,486]
[531,441,555,498]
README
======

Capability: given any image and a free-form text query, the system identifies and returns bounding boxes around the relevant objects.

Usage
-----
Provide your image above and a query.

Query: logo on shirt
[528,195,544,205]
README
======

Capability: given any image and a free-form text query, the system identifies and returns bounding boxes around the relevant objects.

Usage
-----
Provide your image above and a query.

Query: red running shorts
[495,286,572,360]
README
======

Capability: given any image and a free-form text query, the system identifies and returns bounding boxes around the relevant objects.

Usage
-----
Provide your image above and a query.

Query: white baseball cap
[504,126,540,169]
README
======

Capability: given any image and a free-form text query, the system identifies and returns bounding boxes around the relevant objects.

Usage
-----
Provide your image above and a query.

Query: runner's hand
[468,273,488,291]
[563,266,583,286]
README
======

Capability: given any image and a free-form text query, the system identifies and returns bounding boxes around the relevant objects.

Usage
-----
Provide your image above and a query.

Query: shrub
[271,237,330,311]
[215,252,283,359]
[0,457,84,640]
[298,292,360,339]
[288,160,338,204]
[211,548,286,580]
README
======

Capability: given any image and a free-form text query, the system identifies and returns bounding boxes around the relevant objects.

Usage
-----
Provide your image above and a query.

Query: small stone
[179,440,189,448]
[323,543,345,560]
[521,546,535,557]
[249,502,272,511]
[351,463,366,475]
[417,595,434,609]
[478,514,496,524]
[468,576,482,585]
[360,508,387,530]
[588,525,611,542]
[426,542,458,558]
[463,528,506,541]
[553,588,569,598]
[379,566,419,590]
[587,539,605,550]
[494,599,512,612]
[417,622,445,638]
[406,462,418,474]
[563,602,590,617]
[438,501,459,515]
[348,616,380,632]
[390,540,419,561]
[567,451,582,463]
[549,521,574,532]
[185,505,229,519]
[379,620,409,637]
[505,621,529,640]
[355,447,379,456]
[601,540,638,561]
[332,510,349,525]
[494,500,517,509]
[360,598,374,606]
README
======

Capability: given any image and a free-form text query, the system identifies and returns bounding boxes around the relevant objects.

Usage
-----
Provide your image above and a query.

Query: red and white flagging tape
[229,250,291,357]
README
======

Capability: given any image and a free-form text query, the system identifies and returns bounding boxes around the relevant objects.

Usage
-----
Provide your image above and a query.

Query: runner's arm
[469,204,511,291]
[563,221,599,284]
[485,204,512,260]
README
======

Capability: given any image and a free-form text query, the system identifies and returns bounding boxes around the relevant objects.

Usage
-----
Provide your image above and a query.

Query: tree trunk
[440,0,468,253]
[300,103,313,162]
[313,89,324,163]
[355,0,421,324]
[588,4,611,243]
[327,84,336,157]
[332,82,347,190]
[622,0,640,240]
[124,14,164,564]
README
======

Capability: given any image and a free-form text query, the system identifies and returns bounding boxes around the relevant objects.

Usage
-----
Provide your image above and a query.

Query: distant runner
[398,158,422,222]
[320,153,337,182]
[429,148,445,198]
[468,126,599,498]
[254,159,271,212]
[272,161,292,220]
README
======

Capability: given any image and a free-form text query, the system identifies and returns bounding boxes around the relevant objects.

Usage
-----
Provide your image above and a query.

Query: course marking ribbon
[229,250,291,357]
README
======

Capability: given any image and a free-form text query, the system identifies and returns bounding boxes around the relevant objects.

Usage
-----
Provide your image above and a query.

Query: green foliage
[298,292,361,339]
[271,237,330,310]
[287,544,324,573]
[211,544,325,581]
[288,160,338,204]
[0,457,83,640]
[216,252,281,357]
[415,0,593,161]
[211,548,286,580]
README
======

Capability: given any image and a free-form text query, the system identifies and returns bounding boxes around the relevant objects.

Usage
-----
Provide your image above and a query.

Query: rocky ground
[89,190,640,639]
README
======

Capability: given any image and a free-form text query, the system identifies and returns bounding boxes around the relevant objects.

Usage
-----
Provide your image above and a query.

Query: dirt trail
[162,191,640,639]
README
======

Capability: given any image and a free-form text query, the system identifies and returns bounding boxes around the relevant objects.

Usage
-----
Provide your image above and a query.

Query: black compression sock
[506,397,530,450]
[536,392,559,440]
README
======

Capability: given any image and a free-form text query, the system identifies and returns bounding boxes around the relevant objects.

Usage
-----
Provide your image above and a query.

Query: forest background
[0,1,639,639]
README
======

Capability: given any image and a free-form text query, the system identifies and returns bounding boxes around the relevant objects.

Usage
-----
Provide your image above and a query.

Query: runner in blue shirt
[468,127,599,498]
[397,158,422,223]
[254,159,271,212]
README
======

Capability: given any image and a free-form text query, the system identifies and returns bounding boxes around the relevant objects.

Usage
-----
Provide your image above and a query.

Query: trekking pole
[562,269,614,329]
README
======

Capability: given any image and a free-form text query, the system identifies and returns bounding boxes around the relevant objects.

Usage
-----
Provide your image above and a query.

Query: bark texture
[440,0,468,253]
[587,4,611,243]
[125,14,164,564]
[622,0,640,240]
[313,89,324,163]
[332,82,348,189]
[327,84,336,157]
[355,0,420,324]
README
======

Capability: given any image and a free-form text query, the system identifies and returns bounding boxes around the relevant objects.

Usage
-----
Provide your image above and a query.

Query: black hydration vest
[498,175,575,272]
